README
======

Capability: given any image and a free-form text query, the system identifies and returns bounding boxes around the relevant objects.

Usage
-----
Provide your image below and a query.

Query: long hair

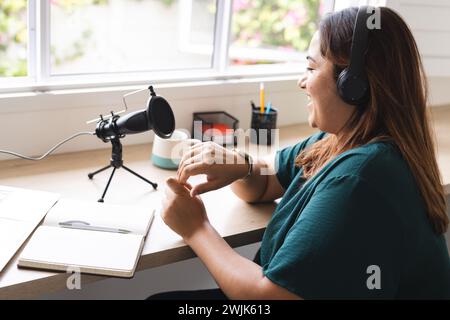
[295,7,448,234]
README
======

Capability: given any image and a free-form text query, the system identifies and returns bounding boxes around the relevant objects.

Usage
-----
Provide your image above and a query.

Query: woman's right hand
[177,141,250,197]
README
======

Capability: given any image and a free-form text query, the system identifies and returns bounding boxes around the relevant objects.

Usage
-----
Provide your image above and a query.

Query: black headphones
[336,6,372,106]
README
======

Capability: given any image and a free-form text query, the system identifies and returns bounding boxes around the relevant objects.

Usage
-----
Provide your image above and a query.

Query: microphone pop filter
[147,95,175,139]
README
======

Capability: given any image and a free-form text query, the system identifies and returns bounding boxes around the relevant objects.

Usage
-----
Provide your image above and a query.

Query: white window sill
[0,62,305,94]
[0,64,306,115]
[0,66,309,161]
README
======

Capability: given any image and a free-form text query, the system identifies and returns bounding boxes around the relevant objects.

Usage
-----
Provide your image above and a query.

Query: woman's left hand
[161,177,210,240]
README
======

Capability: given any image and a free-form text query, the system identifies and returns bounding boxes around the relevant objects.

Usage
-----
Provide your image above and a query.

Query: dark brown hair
[296,7,448,234]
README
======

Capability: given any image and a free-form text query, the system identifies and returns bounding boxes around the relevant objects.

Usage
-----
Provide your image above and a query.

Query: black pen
[250,100,256,109]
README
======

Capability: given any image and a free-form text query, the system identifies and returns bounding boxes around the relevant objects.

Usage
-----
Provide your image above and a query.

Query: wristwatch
[232,148,253,179]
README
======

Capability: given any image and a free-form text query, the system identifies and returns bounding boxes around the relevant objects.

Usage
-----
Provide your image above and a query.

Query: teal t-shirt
[261,131,450,299]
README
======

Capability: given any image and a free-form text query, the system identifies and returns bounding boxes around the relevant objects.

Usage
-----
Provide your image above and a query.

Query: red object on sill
[202,123,231,134]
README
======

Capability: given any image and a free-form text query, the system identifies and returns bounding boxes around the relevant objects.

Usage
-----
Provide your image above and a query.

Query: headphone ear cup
[336,68,350,103]
[336,69,370,106]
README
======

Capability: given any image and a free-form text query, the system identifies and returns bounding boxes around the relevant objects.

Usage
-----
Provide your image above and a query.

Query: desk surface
[1,105,449,299]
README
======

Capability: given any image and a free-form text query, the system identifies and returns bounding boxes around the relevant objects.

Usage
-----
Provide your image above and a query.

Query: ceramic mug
[151,129,201,170]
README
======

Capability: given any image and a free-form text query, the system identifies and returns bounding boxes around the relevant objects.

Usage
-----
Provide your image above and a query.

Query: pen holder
[250,107,278,145]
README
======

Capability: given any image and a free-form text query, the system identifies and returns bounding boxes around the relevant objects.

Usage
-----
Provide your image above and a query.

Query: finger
[181,142,215,164]
[178,162,207,184]
[165,177,189,195]
[190,179,221,197]
[179,151,217,184]
[182,181,193,190]
[177,181,193,191]
[177,151,203,180]
[180,142,206,164]
[178,153,208,183]
[179,146,201,167]
[179,142,215,168]
[178,147,204,179]
[185,139,204,150]
[178,143,217,180]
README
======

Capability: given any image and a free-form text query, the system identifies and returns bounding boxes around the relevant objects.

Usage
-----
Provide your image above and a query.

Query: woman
[152,6,450,299]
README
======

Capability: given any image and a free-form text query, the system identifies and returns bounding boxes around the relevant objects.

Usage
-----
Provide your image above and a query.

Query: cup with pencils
[250,82,278,145]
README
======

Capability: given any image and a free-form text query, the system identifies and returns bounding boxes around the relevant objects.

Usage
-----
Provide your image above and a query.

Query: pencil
[265,101,272,114]
[260,82,265,114]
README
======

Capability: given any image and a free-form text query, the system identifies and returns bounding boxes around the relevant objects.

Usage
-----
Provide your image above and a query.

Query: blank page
[19,226,144,277]
[43,198,153,236]
[0,186,59,273]
[0,186,59,225]
[0,219,36,272]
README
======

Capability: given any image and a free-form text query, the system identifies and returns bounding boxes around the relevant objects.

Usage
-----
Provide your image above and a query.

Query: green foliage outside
[0,0,111,77]
[232,0,323,64]
[0,0,27,77]
[0,0,323,77]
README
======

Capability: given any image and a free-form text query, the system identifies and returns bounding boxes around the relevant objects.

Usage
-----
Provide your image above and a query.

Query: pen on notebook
[59,221,131,234]
[259,82,265,114]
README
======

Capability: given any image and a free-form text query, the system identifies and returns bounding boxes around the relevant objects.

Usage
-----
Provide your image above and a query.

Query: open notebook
[18,198,155,278]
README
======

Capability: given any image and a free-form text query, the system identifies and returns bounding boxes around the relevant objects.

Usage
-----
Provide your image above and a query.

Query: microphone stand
[88,136,157,203]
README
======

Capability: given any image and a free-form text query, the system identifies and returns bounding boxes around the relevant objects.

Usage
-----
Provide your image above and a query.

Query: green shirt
[261,132,450,299]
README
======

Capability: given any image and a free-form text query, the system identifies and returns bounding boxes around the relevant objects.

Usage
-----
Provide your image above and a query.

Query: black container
[250,106,278,145]
[192,111,239,146]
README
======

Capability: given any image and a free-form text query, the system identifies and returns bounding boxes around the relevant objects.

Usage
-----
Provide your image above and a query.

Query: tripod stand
[88,137,157,202]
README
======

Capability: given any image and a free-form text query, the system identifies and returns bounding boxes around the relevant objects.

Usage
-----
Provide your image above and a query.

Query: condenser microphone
[95,86,175,141]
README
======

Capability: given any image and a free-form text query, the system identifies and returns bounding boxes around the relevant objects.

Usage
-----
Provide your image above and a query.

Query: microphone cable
[0,131,95,161]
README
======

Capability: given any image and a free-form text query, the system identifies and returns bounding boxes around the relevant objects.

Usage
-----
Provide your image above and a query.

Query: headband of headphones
[336,6,373,106]
[348,6,371,75]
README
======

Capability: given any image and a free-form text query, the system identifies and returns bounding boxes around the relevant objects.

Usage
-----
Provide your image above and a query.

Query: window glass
[230,0,332,66]
[50,0,216,75]
[0,0,28,77]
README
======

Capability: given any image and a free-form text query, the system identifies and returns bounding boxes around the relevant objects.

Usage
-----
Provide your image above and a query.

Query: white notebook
[18,198,155,278]
[0,186,60,272]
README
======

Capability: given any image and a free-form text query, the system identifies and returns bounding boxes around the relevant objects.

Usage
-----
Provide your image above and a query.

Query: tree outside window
[0,0,331,77]
[230,0,329,65]
[0,0,27,77]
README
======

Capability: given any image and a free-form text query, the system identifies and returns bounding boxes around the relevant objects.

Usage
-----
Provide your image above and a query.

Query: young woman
[152,6,450,299]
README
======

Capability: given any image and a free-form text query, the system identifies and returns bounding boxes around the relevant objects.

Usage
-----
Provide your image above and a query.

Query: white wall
[0,78,309,161]
[386,0,450,104]
[388,0,450,78]
[428,77,450,107]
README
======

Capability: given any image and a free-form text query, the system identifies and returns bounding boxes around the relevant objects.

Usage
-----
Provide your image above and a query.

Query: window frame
[0,0,339,95]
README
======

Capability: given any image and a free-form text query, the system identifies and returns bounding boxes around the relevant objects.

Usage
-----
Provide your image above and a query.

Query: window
[0,0,28,77]
[0,0,336,91]
[230,0,333,66]
[50,0,216,75]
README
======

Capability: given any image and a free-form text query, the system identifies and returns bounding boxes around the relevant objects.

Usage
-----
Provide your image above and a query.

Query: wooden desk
[0,105,449,299]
